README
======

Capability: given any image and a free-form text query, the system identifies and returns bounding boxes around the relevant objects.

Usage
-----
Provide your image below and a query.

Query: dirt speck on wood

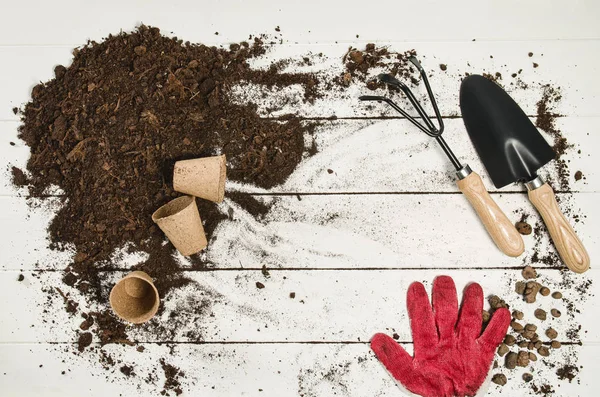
[11,166,28,186]
[160,358,184,396]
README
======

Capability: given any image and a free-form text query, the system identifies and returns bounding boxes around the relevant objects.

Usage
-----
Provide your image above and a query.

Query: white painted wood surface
[1,343,596,397]
[2,269,598,343]
[1,193,597,271]
[0,1,598,396]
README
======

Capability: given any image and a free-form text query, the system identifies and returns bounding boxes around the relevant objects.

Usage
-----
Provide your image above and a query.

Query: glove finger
[432,276,458,341]
[456,282,484,343]
[407,282,438,353]
[371,333,414,383]
[478,307,511,349]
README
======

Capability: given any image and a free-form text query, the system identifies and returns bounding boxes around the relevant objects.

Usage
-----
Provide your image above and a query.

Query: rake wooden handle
[528,182,590,273]
[457,172,525,257]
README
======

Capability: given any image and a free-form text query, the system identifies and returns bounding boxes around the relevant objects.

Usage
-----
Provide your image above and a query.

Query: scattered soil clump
[535,85,572,191]
[339,44,416,88]
[525,281,542,303]
[160,359,184,396]
[77,332,93,352]
[491,373,507,386]
[515,221,532,235]
[120,365,135,377]
[11,166,28,187]
[534,308,547,321]
[522,266,537,279]
[556,364,578,382]
[505,352,518,369]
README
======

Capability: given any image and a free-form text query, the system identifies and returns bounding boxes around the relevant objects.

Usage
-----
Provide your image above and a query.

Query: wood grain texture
[2,269,597,344]
[0,0,598,46]
[2,193,597,271]
[1,342,597,397]
[457,171,524,256]
[529,183,590,273]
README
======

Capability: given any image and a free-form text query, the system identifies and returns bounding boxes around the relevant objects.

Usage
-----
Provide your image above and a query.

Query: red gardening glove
[371,276,511,397]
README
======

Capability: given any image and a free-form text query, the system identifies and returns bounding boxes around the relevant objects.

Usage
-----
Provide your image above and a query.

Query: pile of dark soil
[11,26,422,391]
[13,25,346,392]
[16,25,320,303]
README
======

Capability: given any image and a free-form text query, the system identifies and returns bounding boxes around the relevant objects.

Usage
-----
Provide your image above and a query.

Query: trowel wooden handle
[457,172,525,257]
[528,183,590,273]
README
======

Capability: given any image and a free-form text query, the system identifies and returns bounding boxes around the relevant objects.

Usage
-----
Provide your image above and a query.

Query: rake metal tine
[358,95,435,136]
[409,56,444,134]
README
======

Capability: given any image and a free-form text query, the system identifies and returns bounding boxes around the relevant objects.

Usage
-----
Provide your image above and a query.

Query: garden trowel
[460,75,589,273]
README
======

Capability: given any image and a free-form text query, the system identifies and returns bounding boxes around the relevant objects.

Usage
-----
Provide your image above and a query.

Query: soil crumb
[339,43,416,88]
[120,365,135,377]
[77,332,93,352]
[11,166,28,186]
[516,221,532,235]
[160,359,184,396]
[556,364,579,382]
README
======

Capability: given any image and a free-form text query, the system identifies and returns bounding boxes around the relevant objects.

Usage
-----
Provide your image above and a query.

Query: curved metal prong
[408,56,444,135]
[358,95,436,137]
[358,95,387,102]
[408,56,423,72]
[378,73,405,89]
[378,72,439,135]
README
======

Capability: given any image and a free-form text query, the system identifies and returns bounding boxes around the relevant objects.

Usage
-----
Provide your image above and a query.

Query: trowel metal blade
[459,75,556,188]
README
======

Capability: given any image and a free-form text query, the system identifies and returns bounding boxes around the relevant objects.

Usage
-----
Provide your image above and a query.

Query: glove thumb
[371,333,415,384]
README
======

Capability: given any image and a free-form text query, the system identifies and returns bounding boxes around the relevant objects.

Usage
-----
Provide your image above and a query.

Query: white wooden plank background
[1,343,596,397]
[0,1,598,396]
[0,0,598,45]
[2,269,597,343]
[1,193,596,271]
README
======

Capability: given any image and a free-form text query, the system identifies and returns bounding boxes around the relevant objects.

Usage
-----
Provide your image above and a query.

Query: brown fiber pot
[152,195,208,256]
[173,154,226,203]
[109,271,160,324]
